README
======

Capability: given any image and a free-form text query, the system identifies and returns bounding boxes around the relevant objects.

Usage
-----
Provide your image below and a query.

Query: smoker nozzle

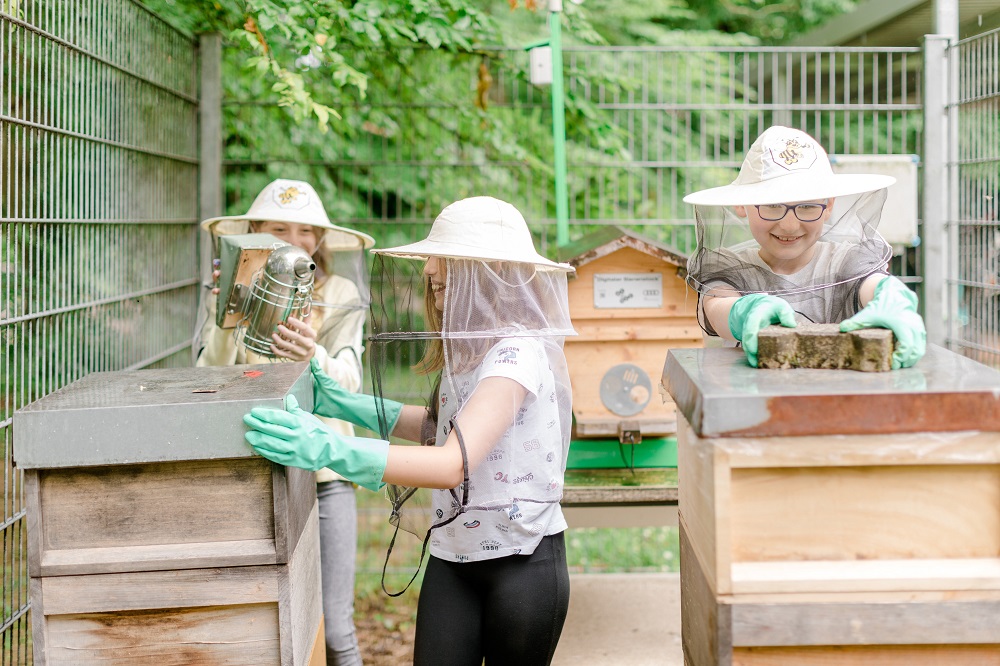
[295,258,317,279]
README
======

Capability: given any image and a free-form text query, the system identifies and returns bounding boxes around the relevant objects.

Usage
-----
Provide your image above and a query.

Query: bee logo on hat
[275,184,309,209]
[771,137,817,172]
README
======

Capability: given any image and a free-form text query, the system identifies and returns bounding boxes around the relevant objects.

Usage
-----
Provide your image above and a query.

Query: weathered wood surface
[45,604,281,665]
[28,457,316,577]
[283,503,323,666]
[681,521,1000,666]
[562,468,678,506]
[669,345,1000,665]
[32,503,322,666]
[561,484,678,506]
[679,415,1000,597]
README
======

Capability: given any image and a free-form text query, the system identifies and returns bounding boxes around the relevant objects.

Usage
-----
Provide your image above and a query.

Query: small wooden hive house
[557,226,702,443]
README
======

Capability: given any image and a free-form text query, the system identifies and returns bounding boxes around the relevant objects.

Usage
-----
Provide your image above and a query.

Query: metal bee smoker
[236,244,317,356]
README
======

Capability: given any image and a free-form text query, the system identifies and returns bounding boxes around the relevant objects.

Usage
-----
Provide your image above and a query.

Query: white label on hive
[593,273,663,309]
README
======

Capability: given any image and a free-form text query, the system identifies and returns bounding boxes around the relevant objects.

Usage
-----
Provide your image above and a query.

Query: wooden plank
[732,645,1000,665]
[282,466,317,564]
[678,417,731,595]
[39,539,277,576]
[730,557,1000,595]
[30,577,46,663]
[39,458,274,550]
[39,566,280,615]
[285,502,322,665]
[680,518,731,666]
[26,470,42,578]
[718,430,1000,469]
[561,485,678,506]
[730,588,1000,604]
[730,465,1000,563]
[572,413,677,438]
[731,597,1000,646]
[308,617,326,666]
[44,603,280,665]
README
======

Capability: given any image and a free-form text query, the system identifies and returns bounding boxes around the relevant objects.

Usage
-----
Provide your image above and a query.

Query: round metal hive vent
[599,363,652,417]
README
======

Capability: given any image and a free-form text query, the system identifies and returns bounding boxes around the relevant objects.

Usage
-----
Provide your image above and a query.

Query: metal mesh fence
[0,1,200,658]
[954,28,1000,367]
[222,44,924,304]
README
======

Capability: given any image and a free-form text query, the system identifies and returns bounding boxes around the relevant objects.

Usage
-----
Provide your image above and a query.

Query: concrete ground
[552,573,683,666]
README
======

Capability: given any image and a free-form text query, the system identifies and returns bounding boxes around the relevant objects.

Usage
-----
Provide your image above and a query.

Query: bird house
[557,226,702,443]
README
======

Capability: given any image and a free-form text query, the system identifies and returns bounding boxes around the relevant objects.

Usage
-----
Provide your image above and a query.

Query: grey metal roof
[793,0,1000,47]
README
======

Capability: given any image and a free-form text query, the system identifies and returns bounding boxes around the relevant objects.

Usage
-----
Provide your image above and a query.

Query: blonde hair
[412,273,445,375]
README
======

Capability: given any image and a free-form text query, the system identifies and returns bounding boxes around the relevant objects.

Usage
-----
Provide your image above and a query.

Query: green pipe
[549,8,569,247]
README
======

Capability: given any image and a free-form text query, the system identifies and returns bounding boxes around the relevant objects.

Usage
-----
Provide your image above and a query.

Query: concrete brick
[757,323,894,372]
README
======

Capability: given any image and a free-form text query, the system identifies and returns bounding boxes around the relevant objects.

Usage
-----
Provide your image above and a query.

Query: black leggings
[413,532,571,666]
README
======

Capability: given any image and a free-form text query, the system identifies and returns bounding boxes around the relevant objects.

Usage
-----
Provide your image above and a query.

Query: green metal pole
[549,2,569,247]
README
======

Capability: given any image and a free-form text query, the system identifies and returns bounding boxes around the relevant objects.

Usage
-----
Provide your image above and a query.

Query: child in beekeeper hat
[684,125,926,369]
[196,178,373,665]
[242,195,579,666]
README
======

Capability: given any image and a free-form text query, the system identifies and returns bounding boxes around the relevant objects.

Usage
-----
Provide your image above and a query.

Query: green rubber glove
[728,293,798,367]
[244,395,389,492]
[840,276,926,369]
[310,358,403,434]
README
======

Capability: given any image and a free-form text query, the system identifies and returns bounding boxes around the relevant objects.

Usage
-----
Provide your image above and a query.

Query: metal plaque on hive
[599,363,652,417]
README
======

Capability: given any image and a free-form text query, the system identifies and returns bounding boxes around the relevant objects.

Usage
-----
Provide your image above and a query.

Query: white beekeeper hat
[200,179,375,251]
[683,126,896,206]
[374,196,573,272]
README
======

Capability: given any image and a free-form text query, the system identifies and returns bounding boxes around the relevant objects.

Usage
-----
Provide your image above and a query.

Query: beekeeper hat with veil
[200,178,375,311]
[366,196,576,578]
[683,126,895,335]
[194,179,375,361]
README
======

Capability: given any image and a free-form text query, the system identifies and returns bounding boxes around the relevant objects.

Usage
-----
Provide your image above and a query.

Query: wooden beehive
[557,226,701,439]
[663,345,1000,664]
[14,363,324,665]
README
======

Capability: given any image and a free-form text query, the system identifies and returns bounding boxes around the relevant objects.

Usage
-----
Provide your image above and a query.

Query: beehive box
[557,226,701,439]
[14,363,323,665]
[663,346,1000,665]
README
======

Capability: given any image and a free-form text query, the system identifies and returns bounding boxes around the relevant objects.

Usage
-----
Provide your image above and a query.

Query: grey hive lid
[662,345,1000,438]
[14,363,312,469]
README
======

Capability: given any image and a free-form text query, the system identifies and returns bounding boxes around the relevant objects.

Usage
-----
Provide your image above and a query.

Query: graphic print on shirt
[429,337,568,563]
[496,347,518,365]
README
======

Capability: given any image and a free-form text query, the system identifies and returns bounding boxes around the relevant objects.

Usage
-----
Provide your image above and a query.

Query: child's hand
[271,316,317,362]
[211,259,221,295]
[840,276,926,369]
[728,294,797,367]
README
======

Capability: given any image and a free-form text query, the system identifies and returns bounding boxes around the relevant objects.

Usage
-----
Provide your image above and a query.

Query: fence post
[921,35,948,347]
[196,33,223,362]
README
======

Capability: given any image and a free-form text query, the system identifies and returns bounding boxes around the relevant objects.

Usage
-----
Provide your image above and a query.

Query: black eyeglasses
[755,202,828,222]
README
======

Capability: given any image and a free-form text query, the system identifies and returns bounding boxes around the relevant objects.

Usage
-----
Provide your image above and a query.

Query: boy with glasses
[684,126,925,369]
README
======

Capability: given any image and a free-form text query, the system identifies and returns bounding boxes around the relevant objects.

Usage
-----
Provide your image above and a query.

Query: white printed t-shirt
[428,336,568,563]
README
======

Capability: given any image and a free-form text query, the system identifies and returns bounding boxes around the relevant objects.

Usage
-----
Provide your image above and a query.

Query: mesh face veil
[367,197,576,590]
[683,126,896,334]
[370,257,576,525]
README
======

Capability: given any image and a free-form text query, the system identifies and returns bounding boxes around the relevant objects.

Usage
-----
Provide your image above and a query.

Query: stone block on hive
[757,323,894,372]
